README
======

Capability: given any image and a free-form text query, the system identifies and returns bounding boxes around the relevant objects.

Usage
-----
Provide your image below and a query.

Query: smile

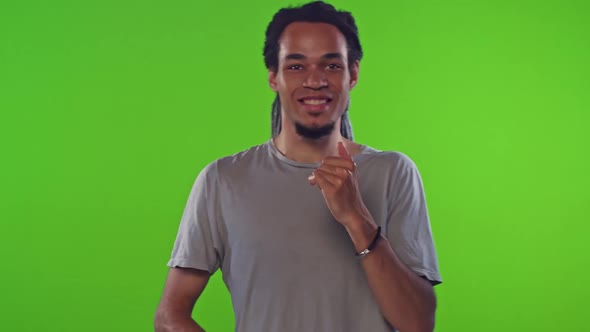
[302,99,328,105]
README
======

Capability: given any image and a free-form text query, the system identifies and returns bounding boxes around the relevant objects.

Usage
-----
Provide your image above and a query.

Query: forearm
[346,219,436,332]
[154,310,206,332]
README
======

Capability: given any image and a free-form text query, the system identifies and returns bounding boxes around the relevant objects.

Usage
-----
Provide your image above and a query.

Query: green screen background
[1,0,589,331]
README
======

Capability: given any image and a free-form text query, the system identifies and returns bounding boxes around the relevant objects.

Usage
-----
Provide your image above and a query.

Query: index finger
[321,157,356,172]
[338,142,352,160]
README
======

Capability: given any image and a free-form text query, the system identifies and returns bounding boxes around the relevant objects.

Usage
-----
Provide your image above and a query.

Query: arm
[346,220,436,332]
[154,267,211,332]
[309,143,439,332]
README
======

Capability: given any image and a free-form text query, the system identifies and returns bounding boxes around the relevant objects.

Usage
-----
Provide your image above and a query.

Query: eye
[287,64,303,70]
[327,63,343,70]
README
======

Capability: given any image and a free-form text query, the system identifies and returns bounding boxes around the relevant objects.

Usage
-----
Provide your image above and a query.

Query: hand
[308,142,371,227]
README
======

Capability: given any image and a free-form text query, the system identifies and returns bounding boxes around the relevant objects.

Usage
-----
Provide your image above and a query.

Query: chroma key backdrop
[1,0,588,331]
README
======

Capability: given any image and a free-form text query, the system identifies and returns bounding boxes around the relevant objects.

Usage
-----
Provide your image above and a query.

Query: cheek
[328,72,349,88]
[277,75,297,92]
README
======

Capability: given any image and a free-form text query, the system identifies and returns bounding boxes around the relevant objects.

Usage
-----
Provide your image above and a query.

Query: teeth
[303,99,327,105]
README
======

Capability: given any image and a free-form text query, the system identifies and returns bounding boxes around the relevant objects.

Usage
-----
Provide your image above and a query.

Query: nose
[302,66,328,89]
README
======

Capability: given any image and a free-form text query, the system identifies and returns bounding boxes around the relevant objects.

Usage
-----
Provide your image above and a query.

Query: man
[154,2,442,332]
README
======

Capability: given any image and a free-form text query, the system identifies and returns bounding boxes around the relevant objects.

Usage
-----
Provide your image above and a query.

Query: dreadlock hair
[263,1,363,140]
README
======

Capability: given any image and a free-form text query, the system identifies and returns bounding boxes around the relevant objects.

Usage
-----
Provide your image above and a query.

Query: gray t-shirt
[167,139,442,332]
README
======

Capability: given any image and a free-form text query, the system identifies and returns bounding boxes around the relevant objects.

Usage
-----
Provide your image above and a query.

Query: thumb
[338,141,352,160]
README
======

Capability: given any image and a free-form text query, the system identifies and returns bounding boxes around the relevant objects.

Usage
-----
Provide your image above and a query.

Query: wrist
[344,214,378,253]
[356,226,381,258]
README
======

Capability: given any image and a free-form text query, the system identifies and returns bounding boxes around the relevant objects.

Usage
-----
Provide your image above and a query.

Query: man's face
[269,22,359,139]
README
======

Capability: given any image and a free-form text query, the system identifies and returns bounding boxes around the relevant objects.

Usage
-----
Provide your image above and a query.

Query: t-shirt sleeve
[386,154,442,285]
[167,162,224,274]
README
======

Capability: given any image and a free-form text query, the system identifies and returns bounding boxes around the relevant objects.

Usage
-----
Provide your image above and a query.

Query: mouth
[298,96,333,112]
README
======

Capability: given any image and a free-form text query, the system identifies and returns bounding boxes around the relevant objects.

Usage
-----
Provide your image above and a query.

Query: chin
[294,121,336,139]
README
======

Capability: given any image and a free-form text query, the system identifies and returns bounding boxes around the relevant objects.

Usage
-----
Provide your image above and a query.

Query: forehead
[278,22,347,60]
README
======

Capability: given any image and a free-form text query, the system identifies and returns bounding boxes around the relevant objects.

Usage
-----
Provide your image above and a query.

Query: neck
[273,120,349,163]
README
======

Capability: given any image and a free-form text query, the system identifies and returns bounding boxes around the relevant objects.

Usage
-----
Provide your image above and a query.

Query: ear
[268,70,279,92]
[349,60,359,89]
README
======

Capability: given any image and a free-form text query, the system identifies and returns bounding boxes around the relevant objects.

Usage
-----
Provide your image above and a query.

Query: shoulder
[359,144,418,173]
[198,141,270,180]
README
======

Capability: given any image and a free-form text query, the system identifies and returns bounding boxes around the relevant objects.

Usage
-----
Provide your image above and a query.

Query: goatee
[294,122,335,139]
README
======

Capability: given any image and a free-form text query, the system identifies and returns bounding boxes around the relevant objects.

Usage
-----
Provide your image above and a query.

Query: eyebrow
[284,52,344,61]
